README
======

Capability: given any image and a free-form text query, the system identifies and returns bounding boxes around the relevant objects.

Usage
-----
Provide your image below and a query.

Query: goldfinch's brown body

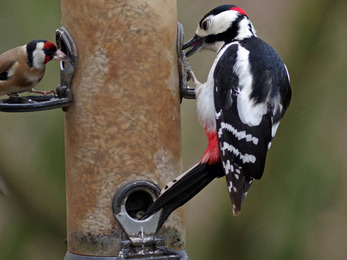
[0,40,66,97]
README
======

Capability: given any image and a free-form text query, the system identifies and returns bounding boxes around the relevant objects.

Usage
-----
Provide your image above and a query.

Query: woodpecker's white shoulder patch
[233,45,268,127]
[233,45,252,86]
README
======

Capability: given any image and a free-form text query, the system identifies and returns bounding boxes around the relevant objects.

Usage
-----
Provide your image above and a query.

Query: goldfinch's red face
[42,41,66,64]
[43,41,58,64]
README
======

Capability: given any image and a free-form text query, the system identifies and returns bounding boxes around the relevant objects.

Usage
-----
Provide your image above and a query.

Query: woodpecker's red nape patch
[230,7,248,17]
[201,129,221,165]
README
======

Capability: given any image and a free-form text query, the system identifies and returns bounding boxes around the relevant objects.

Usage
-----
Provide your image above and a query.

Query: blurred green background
[1,0,347,259]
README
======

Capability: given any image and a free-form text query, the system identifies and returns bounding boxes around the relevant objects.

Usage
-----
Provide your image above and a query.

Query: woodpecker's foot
[182,52,202,88]
[180,51,197,99]
[30,89,56,96]
[182,52,193,78]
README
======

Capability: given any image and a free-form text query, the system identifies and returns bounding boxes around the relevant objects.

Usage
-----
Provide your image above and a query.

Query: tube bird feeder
[61,0,185,258]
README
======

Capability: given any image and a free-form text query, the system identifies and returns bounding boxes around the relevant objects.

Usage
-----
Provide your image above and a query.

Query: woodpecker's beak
[53,49,67,61]
[182,35,205,57]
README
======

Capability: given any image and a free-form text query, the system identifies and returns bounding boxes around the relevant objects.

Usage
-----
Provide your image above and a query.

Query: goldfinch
[0,40,66,97]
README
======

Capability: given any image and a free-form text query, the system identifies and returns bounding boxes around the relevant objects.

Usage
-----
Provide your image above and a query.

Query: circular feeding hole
[125,190,154,220]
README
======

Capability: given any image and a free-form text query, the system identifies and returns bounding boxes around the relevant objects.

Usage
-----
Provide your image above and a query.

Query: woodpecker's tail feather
[225,167,254,216]
[143,162,224,231]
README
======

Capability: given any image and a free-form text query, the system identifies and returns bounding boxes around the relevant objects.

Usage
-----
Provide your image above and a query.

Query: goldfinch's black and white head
[26,40,66,68]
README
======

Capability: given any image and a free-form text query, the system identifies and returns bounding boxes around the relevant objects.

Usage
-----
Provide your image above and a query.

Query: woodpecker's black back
[214,37,291,214]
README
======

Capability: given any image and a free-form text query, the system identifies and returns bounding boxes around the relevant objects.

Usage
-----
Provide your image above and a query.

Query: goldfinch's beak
[53,49,67,61]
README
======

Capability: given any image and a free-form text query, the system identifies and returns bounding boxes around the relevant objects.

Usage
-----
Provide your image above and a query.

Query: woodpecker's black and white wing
[214,38,291,215]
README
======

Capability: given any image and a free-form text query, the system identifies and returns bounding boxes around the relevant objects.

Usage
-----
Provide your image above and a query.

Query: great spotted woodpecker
[0,40,66,97]
[144,5,291,230]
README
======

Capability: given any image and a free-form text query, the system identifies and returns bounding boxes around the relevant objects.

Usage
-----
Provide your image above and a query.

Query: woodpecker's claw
[182,53,192,80]
[183,52,202,89]
[180,52,197,99]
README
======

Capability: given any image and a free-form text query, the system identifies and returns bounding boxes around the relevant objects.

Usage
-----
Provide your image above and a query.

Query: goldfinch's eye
[202,20,209,30]
[44,48,54,56]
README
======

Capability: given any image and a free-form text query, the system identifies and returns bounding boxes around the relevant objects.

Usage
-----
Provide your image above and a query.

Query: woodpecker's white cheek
[211,11,239,35]
[196,27,207,37]
[196,11,240,37]
[196,15,212,37]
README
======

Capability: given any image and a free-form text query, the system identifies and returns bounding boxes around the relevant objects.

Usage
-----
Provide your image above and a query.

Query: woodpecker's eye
[44,48,54,56]
[202,20,209,30]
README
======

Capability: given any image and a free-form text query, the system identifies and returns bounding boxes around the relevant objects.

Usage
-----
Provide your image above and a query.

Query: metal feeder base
[64,249,189,260]
[0,92,71,112]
